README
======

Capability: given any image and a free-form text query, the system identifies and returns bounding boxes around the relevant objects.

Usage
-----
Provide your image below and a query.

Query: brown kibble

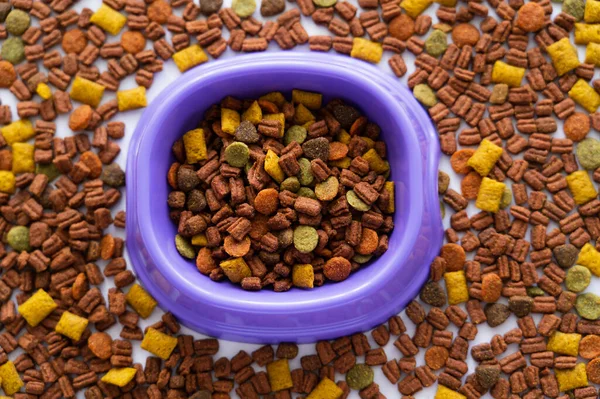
[121,31,147,54]
[564,112,590,142]
[0,61,16,88]
[451,23,480,48]
[356,228,379,255]
[196,247,217,275]
[515,2,545,33]
[88,332,113,360]
[254,188,280,215]
[424,346,448,370]
[481,273,502,303]
[440,243,466,272]
[450,149,475,174]
[148,0,172,23]
[323,256,352,281]
[62,29,88,54]
[68,105,93,131]
[224,236,251,257]
[579,335,600,359]
[460,171,482,200]
[389,14,415,41]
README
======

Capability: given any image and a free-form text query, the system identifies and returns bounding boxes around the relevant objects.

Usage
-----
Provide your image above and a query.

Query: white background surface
[3,0,600,395]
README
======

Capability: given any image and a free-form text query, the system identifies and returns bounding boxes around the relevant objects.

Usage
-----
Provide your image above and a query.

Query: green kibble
[293,225,319,253]
[224,142,250,168]
[438,170,450,194]
[424,30,447,57]
[576,293,600,320]
[7,226,31,252]
[563,0,584,20]
[440,200,445,219]
[346,364,373,391]
[565,265,592,292]
[500,187,512,209]
[297,187,317,199]
[527,287,546,297]
[1,37,25,65]
[5,9,30,36]
[315,176,339,201]
[352,254,372,264]
[313,0,336,6]
[297,158,314,186]
[346,190,371,211]
[413,84,437,107]
[281,176,301,192]
[576,138,600,170]
[232,0,256,17]
[284,125,307,146]
[36,163,60,182]
[175,234,196,259]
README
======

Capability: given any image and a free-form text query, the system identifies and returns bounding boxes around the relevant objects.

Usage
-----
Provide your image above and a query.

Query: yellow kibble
[264,113,285,137]
[264,149,285,183]
[491,61,525,88]
[141,327,178,360]
[546,38,580,76]
[260,92,286,107]
[569,79,600,112]
[467,139,503,177]
[362,148,389,174]
[435,0,457,7]
[221,108,240,135]
[435,385,467,399]
[400,0,433,18]
[556,363,588,392]
[361,136,375,150]
[70,76,105,108]
[476,177,506,213]
[191,233,208,246]
[267,359,294,392]
[126,283,158,319]
[101,368,138,387]
[55,311,89,341]
[183,128,208,164]
[292,89,322,110]
[547,332,582,356]
[0,362,23,396]
[0,171,15,194]
[337,129,351,145]
[220,258,252,283]
[18,289,57,327]
[577,243,600,276]
[306,377,343,399]
[585,42,600,66]
[294,104,316,125]
[172,45,208,73]
[444,271,469,305]
[12,142,34,174]
[586,0,600,22]
[1,119,35,145]
[566,170,598,205]
[575,23,600,44]
[36,83,52,100]
[329,157,352,169]
[117,86,147,111]
[90,4,127,35]
[383,181,395,213]
[242,100,262,125]
[292,264,314,289]
[351,38,383,64]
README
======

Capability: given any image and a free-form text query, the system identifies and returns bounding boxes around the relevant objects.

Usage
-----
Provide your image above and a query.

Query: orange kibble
[80,151,103,179]
[564,112,591,142]
[389,14,415,41]
[587,358,600,384]
[147,0,172,23]
[328,142,349,161]
[254,188,280,215]
[68,105,93,131]
[167,162,180,190]
[249,214,270,240]
[0,61,16,88]
[196,247,216,275]
[579,335,600,359]
[88,332,113,360]
[451,23,480,48]
[356,228,379,255]
[62,29,88,54]
[121,30,147,54]
[515,2,546,32]
[481,273,503,302]
[424,346,449,370]
[450,149,476,174]
[224,236,251,257]
[461,171,482,200]
[440,243,466,272]
[100,234,116,260]
[323,257,352,281]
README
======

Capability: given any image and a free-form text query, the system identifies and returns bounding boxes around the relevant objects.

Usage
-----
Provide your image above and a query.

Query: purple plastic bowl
[126,53,442,343]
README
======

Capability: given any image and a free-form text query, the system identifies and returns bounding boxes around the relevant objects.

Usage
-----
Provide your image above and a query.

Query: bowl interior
[132,59,424,312]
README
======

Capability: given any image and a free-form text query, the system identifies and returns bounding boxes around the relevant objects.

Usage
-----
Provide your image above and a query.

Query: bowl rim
[126,53,442,342]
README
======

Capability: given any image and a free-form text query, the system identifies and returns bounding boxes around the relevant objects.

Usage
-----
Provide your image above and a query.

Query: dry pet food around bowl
[167,90,395,291]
